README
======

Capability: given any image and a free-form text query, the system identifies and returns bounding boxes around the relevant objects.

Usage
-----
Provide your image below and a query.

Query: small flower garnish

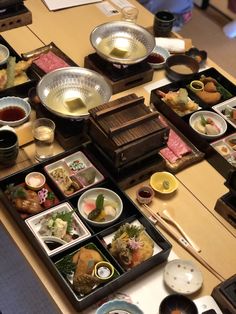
[128,238,143,250]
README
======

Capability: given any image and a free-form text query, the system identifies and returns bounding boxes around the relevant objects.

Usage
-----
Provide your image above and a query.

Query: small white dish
[0,44,9,65]
[0,96,31,127]
[189,110,227,140]
[147,46,170,69]
[25,202,91,256]
[77,187,123,227]
[164,259,203,294]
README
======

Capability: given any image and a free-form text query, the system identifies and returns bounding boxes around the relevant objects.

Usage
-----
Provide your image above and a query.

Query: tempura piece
[109,223,154,270]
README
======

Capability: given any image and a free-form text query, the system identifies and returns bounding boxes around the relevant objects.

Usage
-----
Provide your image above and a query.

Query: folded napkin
[155,37,185,53]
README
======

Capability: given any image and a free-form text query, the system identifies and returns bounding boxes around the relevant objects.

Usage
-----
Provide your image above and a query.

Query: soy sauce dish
[147,46,170,69]
[0,96,31,127]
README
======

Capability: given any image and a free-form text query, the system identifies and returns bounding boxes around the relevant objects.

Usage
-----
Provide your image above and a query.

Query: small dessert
[25,172,46,191]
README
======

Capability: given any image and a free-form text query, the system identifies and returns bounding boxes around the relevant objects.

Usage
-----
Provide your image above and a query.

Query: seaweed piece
[56,255,76,277]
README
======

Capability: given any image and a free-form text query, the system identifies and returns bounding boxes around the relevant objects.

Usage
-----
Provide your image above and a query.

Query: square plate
[25,202,91,256]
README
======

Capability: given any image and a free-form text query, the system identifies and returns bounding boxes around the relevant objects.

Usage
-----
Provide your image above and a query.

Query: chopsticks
[143,204,224,282]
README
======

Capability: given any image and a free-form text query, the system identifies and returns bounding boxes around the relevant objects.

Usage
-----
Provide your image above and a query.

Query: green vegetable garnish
[200,114,207,126]
[88,194,104,221]
[56,255,76,276]
[113,223,144,240]
[162,180,170,190]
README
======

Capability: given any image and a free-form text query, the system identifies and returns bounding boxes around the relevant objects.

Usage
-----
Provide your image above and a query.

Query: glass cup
[153,11,175,37]
[121,6,139,23]
[32,118,55,162]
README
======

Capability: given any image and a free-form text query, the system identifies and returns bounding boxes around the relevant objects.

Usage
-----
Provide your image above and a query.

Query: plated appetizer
[189,111,227,139]
[156,88,199,116]
[190,75,232,106]
[194,114,221,136]
[78,187,123,227]
[55,244,118,296]
[50,166,82,196]
[0,56,32,91]
[25,202,91,255]
[45,151,104,197]
[108,223,154,270]
[4,178,59,219]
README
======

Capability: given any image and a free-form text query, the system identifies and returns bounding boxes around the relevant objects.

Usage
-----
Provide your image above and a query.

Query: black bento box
[0,35,39,98]
[150,67,236,179]
[0,146,172,311]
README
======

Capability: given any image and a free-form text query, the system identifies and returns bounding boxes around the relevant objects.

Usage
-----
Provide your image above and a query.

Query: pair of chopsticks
[143,204,224,281]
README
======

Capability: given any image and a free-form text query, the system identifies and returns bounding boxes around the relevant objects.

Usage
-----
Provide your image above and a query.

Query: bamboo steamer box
[88,93,169,167]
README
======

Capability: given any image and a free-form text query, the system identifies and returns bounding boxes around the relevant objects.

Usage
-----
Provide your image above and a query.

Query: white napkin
[155,37,185,53]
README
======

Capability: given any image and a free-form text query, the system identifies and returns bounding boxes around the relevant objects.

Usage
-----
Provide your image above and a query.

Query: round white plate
[164,259,203,295]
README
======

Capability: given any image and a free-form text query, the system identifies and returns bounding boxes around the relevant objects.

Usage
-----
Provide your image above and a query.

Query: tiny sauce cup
[94,261,114,281]
[136,185,154,205]
[189,80,204,92]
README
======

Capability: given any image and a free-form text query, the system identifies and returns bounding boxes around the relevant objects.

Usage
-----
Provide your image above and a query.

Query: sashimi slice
[82,199,96,216]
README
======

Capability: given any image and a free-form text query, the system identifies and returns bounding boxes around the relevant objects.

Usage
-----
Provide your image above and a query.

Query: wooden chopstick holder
[143,204,224,282]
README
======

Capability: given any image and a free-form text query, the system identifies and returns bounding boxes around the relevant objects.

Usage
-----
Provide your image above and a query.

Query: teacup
[0,128,19,166]
[153,11,175,37]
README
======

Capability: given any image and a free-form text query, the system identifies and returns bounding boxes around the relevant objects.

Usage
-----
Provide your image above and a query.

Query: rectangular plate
[25,202,91,256]
[0,146,172,311]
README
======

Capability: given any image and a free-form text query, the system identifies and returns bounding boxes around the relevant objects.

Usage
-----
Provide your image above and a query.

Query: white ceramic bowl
[0,44,9,65]
[189,110,227,139]
[147,46,170,69]
[0,96,31,126]
[164,259,203,294]
[77,187,123,227]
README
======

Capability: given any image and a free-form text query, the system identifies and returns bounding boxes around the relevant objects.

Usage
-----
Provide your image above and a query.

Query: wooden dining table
[0,1,235,313]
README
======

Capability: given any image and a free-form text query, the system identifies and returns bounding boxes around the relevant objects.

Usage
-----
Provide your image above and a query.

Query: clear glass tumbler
[121,6,139,23]
[32,118,55,162]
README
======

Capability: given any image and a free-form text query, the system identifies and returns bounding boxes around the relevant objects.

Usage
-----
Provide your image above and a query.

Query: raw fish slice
[82,199,96,216]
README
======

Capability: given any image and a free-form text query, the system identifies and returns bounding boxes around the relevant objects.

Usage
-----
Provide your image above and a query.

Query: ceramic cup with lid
[0,127,19,166]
